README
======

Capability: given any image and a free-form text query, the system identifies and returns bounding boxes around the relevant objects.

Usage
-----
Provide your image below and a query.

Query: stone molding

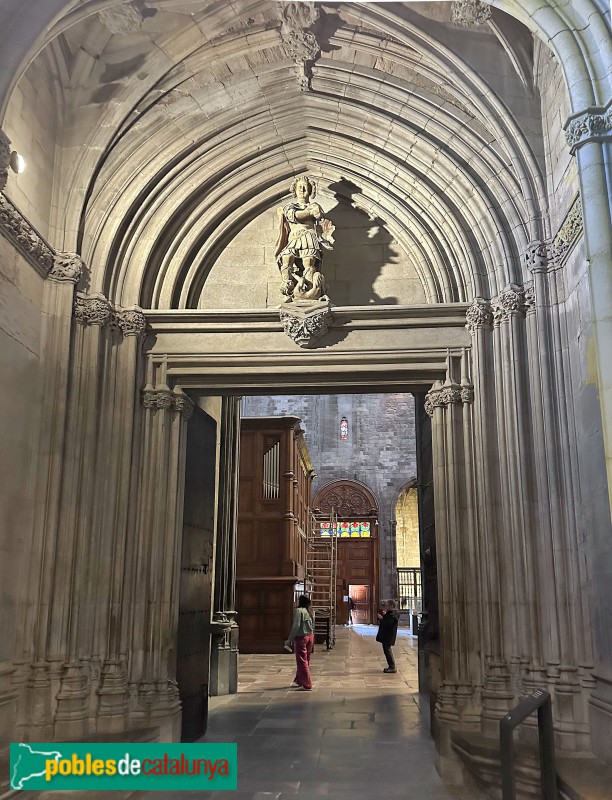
[425,383,473,416]
[50,252,84,284]
[551,195,583,264]
[465,297,493,335]
[142,388,194,419]
[451,0,491,27]
[523,281,536,315]
[280,299,333,347]
[0,192,54,274]
[0,128,10,192]
[279,2,321,91]
[565,102,612,154]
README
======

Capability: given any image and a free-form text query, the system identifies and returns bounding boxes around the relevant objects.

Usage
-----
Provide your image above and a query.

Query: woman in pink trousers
[285,595,315,690]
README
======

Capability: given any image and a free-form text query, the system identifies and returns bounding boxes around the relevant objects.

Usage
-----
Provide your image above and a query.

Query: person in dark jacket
[376,600,400,673]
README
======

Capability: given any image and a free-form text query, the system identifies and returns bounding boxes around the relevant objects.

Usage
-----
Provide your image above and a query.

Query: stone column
[129,360,193,741]
[210,396,241,696]
[425,354,481,758]
[95,307,147,731]
[14,253,82,740]
[565,104,612,760]
[53,292,112,740]
[466,298,513,733]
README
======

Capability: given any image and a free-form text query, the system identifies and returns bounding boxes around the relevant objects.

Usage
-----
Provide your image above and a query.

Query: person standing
[376,600,400,673]
[348,596,356,625]
[285,595,315,690]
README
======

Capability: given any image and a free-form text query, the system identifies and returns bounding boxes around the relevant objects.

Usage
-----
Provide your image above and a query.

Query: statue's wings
[274,206,290,261]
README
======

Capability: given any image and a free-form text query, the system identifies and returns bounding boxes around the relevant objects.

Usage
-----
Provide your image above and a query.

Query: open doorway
[348,584,370,624]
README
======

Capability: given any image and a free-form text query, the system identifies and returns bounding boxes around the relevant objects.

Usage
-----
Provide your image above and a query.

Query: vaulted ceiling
[2,2,579,306]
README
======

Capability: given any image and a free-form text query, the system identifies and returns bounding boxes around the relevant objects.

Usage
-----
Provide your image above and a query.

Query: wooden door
[177,407,216,741]
[349,584,370,624]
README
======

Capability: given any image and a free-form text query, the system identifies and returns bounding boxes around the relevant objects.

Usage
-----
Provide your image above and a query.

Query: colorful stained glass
[361,521,371,537]
[340,417,348,441]
[318,520,373,537]
[339,522,350,537]
[350,522,360,537]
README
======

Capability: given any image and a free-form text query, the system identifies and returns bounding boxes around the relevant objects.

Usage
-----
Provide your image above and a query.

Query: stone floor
[146,625,480,799]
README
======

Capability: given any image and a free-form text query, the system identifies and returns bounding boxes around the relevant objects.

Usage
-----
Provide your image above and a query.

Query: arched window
[340,417,348,441]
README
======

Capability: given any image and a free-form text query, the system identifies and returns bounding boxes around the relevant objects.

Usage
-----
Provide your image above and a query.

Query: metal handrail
[500,689,558,800]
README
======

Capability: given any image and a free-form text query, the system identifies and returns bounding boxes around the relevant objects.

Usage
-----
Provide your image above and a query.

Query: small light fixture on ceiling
[9,151,26,174]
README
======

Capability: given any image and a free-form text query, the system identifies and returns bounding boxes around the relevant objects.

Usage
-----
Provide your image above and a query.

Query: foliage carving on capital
[117,307,147,337]
[492,285,526,323]
[565,106,612,153]
[0,129,10,192]
[524,241,551,274]
[50,252,83,284]
[425,382,467,416]
[451,0,491,27]
[523,282,536,315]
[0,192,54,273]
[142,388,194,418]
[465,297,493,334]
[74,293,112,326]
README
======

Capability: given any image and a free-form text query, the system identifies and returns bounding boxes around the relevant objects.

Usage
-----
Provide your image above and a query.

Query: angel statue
[274,175,335,302]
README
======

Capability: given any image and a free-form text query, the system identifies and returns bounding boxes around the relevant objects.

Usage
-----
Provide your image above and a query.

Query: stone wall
[241,392,417,599]
[0,233,45,754]
[200,195,427,309]
[3,53,58,240]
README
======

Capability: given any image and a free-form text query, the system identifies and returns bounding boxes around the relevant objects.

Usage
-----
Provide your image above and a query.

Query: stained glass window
[340,417,348,441]
[318,520,371,538]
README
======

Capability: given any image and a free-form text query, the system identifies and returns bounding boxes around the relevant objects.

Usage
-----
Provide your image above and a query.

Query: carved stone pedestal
[279,299,333,347]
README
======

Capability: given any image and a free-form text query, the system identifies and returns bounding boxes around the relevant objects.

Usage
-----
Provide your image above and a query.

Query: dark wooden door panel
[177,407,216,742]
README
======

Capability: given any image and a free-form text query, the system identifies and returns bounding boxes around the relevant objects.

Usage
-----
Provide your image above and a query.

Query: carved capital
[425,383,466,416]
[0,128,10,192]
[0,193,54,273]
[451,0,491,27]
[50,252,83,284]
[551,195,583,264]
[74,292,112,326]
[117,307,147,337]
[523,281,536,314]
[280,299,332,348]
[524,240,551,274]
[492,285,526,323]
[565,104,612,153]
[142,388,194,418]
[466,297,493,335]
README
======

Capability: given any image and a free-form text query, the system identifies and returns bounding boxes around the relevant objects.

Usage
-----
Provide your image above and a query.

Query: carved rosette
[425,383,472,416]
[565,106,612,153]
[0,128,10,192]
[551,195,583,263]
[0,193,54,272]
[50,252,84,284]
[451,0,491,27]
[74,293,112,326]
[117,307,147,337]
[492,285,526,324]
[142,388,194,418]
[465,297,493,335]
[280,300,333,348]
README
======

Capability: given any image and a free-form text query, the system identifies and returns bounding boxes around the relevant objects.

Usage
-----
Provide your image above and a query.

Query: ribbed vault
[5,0,602,308]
